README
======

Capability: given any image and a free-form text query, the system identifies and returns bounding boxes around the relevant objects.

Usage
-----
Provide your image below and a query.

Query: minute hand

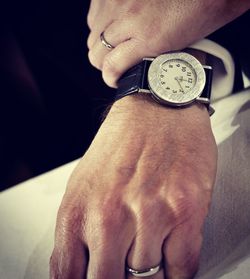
[174,77,185,93]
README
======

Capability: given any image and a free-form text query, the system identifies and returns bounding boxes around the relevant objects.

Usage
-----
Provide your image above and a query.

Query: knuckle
[94,196,133,235]
[127,2,143,15]
[87,197,133,250]
[102,55,116,72]
[169,185,205,222]
[87,35,93,50]
[130,193,174,237]
[102,55,120,87]
[87,13,94,30]
[88,50,102,70]
[100,200,129,228]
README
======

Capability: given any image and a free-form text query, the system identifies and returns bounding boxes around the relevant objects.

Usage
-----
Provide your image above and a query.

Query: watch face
[148,52,206,106]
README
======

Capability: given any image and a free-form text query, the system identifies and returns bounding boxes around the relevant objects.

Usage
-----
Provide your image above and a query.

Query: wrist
[109,94,210,125]
[115,51,213,118]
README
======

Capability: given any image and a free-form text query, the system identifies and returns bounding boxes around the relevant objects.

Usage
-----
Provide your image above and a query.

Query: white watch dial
[160,59,196,94]
[148,52,206,106]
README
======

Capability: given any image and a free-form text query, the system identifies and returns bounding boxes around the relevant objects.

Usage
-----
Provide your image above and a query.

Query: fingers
[102,39,157,88]
[87,0,116,50]
[87,0,101,30]
[87,244,127,279]
[126,232,165,279]
[88,36,112,71]
[88,19,158,87]
[87,19,133,70]
[125,199,173,279]
[87,0,114,33]
[86,209,134,279]
[50,198,89,279]
[87,17,134,50]
[50,239,88,279]
[127,267,164,279]
[163,221,203,279]
[87,18,114,51]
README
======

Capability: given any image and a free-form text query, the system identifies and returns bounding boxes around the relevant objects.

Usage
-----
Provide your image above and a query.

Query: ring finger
[88,19,133,70]
[126,229,166,278]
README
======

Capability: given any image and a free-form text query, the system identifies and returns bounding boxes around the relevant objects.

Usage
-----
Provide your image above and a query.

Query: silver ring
[100,31,114,50]
[126,263,162,277]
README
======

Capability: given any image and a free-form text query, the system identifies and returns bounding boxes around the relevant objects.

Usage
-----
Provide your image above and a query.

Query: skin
[51,1,249,278]
[50,96,217,278]
[87,0,250,87]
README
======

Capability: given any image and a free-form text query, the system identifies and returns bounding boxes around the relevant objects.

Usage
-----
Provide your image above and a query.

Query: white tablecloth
[1,90,250,279]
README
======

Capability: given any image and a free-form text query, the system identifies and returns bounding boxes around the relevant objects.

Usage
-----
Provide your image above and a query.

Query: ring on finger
[126,262,162,277]
[100,31,115,50]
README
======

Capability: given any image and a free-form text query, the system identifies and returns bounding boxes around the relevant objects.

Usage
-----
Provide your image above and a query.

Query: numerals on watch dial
[148,52,206,106]
[159,60,196,95]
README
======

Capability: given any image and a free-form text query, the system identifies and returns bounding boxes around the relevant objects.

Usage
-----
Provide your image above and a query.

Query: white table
[1,91,250,279]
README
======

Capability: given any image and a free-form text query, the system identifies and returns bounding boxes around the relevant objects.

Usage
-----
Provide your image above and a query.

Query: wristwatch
[116,52,214,115]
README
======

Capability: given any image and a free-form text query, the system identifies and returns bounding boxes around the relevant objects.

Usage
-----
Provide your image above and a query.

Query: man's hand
[50,96,217,278]
[87,0,249,87]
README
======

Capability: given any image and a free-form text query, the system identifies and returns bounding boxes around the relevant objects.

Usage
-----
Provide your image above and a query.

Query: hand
[87,0,249,87]
[50,96,217,279]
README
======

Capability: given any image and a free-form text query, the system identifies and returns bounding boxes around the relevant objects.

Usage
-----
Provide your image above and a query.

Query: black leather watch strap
[116,60,152,99]
[201,66,213,99]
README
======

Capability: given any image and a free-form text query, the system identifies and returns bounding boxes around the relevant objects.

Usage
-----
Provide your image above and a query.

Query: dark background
[0,1,249,190]
[1,0,115,190]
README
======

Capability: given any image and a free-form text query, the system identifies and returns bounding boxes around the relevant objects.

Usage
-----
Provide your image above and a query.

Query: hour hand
[177,76,188,82]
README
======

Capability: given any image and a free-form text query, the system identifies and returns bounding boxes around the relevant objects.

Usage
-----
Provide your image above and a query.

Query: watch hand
[175,77,185,93]
[178,76,188,82]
